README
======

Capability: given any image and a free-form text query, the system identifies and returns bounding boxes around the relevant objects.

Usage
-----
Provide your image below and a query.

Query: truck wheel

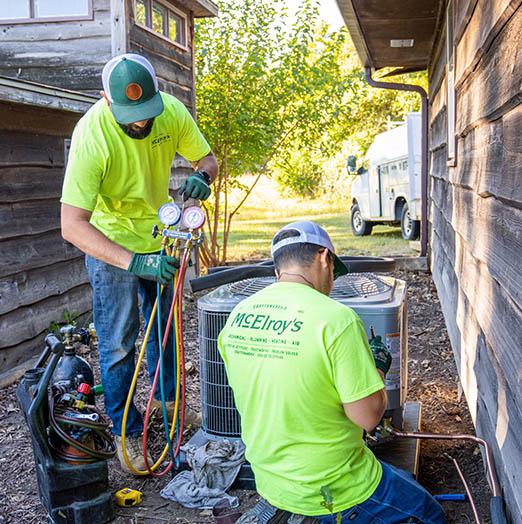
[350,204,373,236]
[401,203,420,240]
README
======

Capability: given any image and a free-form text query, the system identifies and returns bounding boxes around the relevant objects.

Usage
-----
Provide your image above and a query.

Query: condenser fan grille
[227,273,391,299]
[331,273,392,299]
[228,277,275,296]
[198,308,242,437]
[199,273,394,437]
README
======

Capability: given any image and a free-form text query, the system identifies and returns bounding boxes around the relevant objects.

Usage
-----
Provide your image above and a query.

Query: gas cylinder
[51,325,94,390]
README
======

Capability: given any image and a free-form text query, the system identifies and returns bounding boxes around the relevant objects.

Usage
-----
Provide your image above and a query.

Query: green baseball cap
[102,54,164,125]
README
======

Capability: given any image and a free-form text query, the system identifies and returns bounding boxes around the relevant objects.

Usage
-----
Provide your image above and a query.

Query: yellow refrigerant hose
[120,248,186,475]
[141,271,182,475]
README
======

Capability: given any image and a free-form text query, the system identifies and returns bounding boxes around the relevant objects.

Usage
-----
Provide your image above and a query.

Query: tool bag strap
[235,498,320,524]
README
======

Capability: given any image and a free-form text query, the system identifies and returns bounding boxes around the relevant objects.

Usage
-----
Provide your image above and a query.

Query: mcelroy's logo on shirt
[231,312,303,336]
[151,133,171,149]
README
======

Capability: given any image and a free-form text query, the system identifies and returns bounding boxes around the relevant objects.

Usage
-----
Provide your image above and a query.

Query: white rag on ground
[160,439,245,510]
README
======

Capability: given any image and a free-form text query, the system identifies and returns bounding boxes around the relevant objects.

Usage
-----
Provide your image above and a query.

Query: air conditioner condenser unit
[186,273,417,489]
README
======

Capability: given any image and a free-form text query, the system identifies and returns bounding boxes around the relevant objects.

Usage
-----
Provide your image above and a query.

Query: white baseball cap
[271,221,348,279]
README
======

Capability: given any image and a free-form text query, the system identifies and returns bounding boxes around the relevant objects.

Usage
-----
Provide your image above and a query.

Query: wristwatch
[196,169,211,185]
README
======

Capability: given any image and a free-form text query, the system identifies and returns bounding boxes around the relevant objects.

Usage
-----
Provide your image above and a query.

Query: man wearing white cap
[61,53,218,473]
[218,221,444,523]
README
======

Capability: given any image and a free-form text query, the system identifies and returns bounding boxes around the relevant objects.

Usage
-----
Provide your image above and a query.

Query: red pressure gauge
[182,206,205,229]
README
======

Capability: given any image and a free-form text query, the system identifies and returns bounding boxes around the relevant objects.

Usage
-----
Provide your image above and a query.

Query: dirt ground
[0,270,492,524]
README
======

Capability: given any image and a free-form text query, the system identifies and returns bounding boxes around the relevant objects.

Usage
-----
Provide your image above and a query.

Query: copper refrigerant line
[452,456,481,524]
[388,429,500,497]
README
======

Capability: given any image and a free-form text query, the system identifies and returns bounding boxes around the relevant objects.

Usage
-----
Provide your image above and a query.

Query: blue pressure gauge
[158,203,181,226]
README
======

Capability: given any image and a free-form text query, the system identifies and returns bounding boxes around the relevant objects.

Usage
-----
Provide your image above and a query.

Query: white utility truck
[348,112,421,240]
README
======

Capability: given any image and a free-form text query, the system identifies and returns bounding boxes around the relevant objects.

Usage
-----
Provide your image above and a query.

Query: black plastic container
[16,335,113,524]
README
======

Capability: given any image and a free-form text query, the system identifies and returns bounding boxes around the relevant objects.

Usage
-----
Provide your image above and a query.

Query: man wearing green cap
[60,53,218,473]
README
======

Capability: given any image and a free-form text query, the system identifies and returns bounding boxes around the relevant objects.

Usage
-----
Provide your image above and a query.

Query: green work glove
[128,254,179,285]
[369,335,392,375]
[178,171,211,201]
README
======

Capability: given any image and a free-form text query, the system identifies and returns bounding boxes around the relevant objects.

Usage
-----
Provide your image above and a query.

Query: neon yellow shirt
[61,92,210,252]
[218,282,384,516]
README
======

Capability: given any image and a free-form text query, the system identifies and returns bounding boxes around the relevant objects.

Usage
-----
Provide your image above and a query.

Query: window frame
[0,0,93,24]
[133,0,188,51]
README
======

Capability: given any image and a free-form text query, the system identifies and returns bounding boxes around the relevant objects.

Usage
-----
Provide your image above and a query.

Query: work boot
[114,435,152,475]
[151,399,202,427]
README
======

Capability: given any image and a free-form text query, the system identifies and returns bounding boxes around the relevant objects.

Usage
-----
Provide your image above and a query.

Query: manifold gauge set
[153,202,206,243]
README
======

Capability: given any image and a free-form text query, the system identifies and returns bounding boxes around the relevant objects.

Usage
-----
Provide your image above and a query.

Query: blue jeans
[316,461,445,524]
[85,255,177,436]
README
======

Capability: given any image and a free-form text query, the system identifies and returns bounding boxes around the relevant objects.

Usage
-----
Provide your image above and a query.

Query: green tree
[270,22,353,196]
[271,32,427,197]
[195,0,281,266]
[195,0,348,265]
[195,0,427,265]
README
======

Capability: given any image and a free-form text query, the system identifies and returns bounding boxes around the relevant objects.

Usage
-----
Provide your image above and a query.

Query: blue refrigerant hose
[157,257,176,463]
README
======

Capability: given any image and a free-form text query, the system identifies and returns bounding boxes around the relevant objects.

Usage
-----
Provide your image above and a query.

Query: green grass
[222,177,415,261]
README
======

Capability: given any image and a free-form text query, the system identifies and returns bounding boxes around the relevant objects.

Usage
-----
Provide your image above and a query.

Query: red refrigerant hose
[142,251,189,476]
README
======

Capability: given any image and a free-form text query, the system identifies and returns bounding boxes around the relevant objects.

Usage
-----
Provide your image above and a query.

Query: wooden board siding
[0,0,204,107]
[0,0,112,94]
[428,1,522,521]
[456,6,522,136]
[454,0,521,86]
[127,0,195,113]
[0,102,90,372]
[0,0,210,372]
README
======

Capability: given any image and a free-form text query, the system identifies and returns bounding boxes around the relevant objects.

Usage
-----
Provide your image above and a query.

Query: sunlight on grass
[221,176,416,261]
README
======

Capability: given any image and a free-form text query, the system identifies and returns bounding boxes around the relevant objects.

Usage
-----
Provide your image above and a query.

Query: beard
[119,118,155,139]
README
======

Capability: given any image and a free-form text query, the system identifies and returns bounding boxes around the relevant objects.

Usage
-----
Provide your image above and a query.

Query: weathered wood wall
[428,1,522,521]
[0,102,90,372]
[0,1,211,374]
[127,0,196,114]
[0,0,112,94]
[0,0,201,192]
[0,0,198,109]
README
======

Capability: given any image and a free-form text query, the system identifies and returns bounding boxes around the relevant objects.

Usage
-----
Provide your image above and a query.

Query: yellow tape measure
[114,488,143,507]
